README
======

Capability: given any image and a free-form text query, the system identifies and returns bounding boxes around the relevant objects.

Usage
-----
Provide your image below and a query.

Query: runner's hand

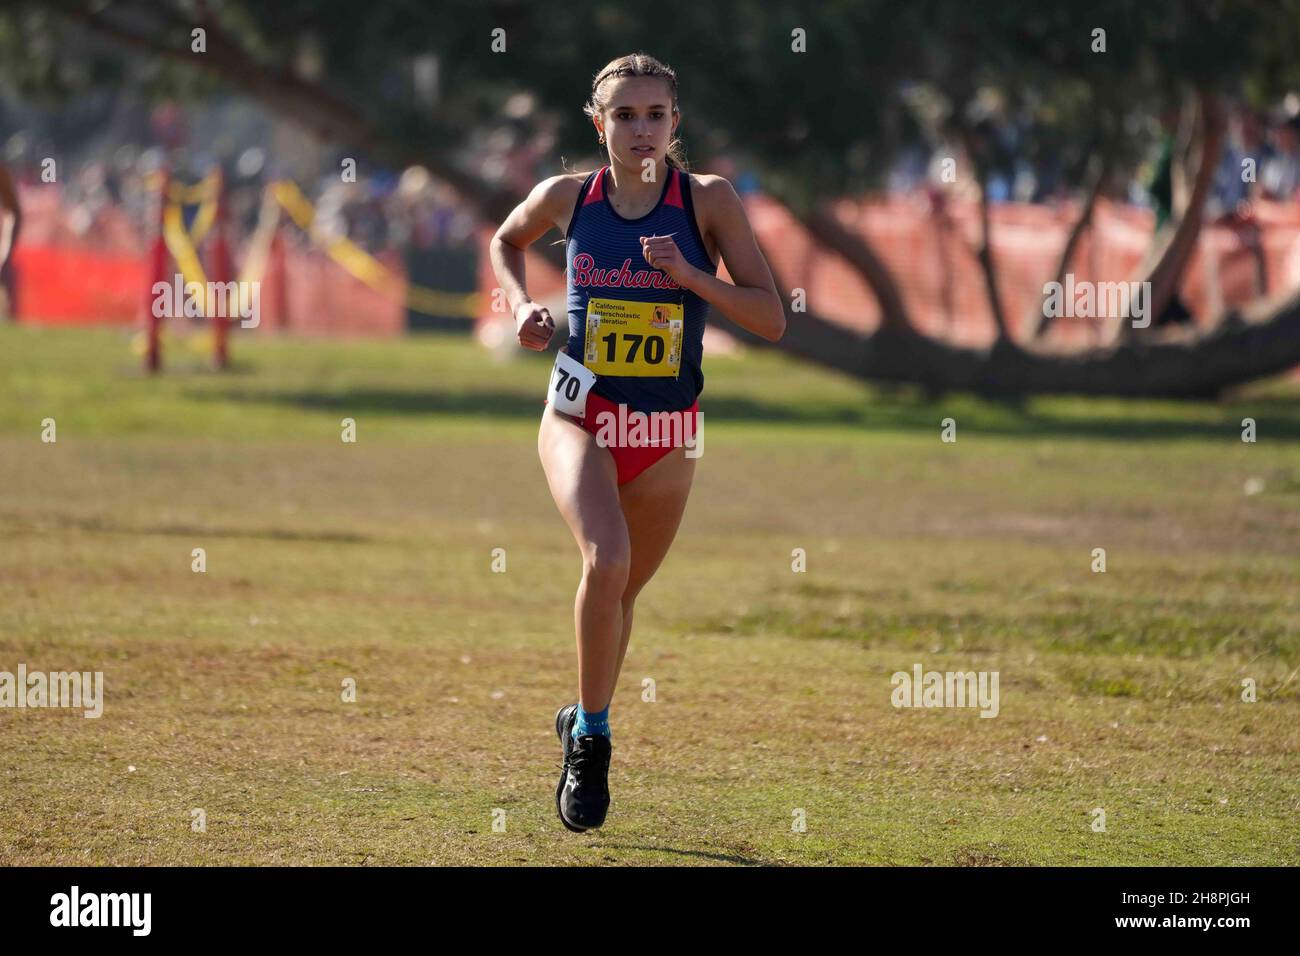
[640,234,693,286]
[515,301,556,351]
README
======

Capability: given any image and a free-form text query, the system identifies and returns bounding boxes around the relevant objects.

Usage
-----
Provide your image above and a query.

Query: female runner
[490,52,784,831]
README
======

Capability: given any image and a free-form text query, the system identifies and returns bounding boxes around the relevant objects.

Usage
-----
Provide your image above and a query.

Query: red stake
[209,168,231,370]
[145,167,170,374]
[270,225,288,332]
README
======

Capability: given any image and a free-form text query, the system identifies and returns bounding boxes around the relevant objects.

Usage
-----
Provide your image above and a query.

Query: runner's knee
[582,537,631,590]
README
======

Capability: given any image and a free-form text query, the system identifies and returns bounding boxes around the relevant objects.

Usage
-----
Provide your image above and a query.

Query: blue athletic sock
[572,703,610,740]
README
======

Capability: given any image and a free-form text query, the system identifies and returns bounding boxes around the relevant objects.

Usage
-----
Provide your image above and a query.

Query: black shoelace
[568,741,608,783]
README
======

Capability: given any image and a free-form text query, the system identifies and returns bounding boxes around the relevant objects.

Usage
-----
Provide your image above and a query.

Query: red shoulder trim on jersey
[583,166,607,205]
[663,168,684,209]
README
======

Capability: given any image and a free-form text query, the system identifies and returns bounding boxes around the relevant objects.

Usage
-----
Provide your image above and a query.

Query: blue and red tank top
[564,164,717,413]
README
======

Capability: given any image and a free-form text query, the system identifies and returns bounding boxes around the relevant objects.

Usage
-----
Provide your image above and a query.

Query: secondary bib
[547,347,597,417]
[583,297,683,378]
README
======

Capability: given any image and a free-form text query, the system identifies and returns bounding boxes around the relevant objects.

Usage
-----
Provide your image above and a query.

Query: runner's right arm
[0,165,19,270]
[491,176,572,351]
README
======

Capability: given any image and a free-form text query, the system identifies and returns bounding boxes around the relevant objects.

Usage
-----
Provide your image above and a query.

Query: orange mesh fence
[278,243,406,337]
[13,245,147,324]
[12,240,406,334]
[746,193,1300,348]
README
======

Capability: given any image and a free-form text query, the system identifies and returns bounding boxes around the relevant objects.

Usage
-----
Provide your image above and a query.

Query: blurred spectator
[1260,113,1300,201]
[1209,110,1261,217]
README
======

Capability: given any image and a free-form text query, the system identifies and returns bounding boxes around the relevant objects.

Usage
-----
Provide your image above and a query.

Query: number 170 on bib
[583,298,683,378]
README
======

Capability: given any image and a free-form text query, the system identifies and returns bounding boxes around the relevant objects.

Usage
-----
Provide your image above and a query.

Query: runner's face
[597,76,677,171]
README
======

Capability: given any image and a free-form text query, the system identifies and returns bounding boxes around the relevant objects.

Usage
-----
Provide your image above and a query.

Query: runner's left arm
[676,177,784,342]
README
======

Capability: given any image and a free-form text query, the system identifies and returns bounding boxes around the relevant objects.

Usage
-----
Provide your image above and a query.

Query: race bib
[547,347,597,417]
[583,297,683,378]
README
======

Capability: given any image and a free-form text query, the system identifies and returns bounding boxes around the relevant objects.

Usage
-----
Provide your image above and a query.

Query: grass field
[1,322,1297,865]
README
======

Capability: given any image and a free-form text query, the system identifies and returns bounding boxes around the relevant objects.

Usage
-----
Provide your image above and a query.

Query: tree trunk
[802,202,916,334]
[1030,154,1108,340]
[969,160,1011,342]
[731,283,1300,398]
[1115,89,1227,342]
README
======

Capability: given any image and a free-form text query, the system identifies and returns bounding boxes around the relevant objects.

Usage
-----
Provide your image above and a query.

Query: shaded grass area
[6,322,1300,442]
[0,325,1297,865]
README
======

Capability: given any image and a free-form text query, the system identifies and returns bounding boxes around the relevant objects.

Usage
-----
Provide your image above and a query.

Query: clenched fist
[515,300,556,351]
[640,233,695,287]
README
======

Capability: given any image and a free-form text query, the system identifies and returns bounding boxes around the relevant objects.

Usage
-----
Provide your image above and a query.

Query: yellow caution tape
[155,174,481,320]
[187,191,217,247]
[235,186,281,288]
[166,171,219,206]
[158,171,218,257]
[269,179,480,319]
[162,202,208,291]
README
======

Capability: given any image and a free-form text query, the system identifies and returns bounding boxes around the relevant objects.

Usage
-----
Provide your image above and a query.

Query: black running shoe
[555,707,611,831]
[554,702,579,827]
[560,735,612,831]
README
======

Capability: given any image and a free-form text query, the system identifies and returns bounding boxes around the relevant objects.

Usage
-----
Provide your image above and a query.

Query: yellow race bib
[583,297,683,378]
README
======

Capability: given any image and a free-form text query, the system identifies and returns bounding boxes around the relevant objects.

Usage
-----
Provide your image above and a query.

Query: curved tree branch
[1116,88,1227,342]
[970,162,1011,343]
[798,200,917,336]
[1030,152,1109,340]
